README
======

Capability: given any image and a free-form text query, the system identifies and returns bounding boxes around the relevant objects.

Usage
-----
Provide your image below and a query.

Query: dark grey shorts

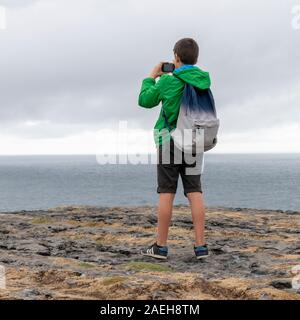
[157,138,203,197]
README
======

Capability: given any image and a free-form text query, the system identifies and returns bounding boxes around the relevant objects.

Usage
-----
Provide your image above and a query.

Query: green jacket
[138,66,211,147]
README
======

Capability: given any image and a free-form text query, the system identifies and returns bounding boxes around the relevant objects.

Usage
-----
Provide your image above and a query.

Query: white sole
[140,251,168,260]
[196,253,209,260]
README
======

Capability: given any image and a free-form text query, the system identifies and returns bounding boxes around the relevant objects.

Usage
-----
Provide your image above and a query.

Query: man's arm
[138,62,165,108]
[138,78,163,108]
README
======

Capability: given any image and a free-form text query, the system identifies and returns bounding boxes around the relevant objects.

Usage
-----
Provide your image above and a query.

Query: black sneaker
[140,242,168,260]
[194,244,209,259]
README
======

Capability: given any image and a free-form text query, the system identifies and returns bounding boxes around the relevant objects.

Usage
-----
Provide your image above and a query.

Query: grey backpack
[163,75,219,154]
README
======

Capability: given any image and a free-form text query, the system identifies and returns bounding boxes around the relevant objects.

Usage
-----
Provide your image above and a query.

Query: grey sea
[0,154,299,212]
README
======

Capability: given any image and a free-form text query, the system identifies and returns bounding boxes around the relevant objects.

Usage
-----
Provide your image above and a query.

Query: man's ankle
[194,242,206,247]
[156,241,167,247]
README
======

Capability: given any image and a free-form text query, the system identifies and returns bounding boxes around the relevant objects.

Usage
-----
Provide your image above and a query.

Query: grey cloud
[0,0,40,8]
[0,0,299,139]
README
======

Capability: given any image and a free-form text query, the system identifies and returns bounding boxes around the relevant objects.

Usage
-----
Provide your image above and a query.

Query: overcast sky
[0,0,299,154]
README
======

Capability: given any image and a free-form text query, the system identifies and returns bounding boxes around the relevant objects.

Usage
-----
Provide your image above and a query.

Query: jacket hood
[173,66,211,90]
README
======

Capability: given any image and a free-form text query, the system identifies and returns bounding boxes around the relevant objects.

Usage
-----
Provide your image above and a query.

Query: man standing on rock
[138,38,210,260]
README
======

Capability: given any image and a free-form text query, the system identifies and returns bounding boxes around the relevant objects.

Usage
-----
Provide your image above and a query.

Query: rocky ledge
[0,205,299,300]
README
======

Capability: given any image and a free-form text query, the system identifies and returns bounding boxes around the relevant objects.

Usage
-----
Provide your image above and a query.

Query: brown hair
[173,38,199,65]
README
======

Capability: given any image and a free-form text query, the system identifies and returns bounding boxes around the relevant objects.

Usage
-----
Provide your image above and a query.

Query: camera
[162,63,175,73]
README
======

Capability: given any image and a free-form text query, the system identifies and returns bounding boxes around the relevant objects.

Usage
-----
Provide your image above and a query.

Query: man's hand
[149,62,164,79]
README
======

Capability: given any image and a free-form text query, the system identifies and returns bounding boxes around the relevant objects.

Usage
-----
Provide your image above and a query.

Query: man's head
[173,38,199,68]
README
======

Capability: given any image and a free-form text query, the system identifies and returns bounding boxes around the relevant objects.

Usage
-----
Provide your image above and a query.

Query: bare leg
[156,193,176,246]
[187,192,206,247]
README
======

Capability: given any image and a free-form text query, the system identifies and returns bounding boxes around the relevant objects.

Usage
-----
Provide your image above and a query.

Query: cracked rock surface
[0,205,299,300]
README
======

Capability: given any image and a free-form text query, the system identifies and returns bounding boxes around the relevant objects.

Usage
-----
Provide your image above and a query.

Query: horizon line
[0,152,300,156]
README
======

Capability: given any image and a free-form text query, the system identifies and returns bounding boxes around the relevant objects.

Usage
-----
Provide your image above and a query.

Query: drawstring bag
[162,74,219,154]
